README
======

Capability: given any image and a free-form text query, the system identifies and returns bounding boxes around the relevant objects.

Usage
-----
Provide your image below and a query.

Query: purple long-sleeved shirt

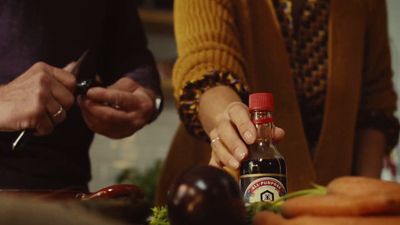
[0,0,161,190]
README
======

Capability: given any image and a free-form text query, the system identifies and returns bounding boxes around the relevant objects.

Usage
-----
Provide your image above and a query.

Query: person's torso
[0,0,109,190]
[231,0,367,187]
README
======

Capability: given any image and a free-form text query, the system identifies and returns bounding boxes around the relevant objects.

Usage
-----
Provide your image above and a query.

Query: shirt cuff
[178,71,249,141]
[124,64,162,97]
[124,64,163,121]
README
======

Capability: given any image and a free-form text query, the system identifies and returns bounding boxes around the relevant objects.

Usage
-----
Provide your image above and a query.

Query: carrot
[254,212,400,225]
[327,176,400,197]
[290,216,400,225]
[281,194,400,218]
[253,212,285,225]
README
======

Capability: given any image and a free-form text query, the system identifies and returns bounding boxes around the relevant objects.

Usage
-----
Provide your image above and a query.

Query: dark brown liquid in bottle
[239,104,287,203]
[240,158,287,192]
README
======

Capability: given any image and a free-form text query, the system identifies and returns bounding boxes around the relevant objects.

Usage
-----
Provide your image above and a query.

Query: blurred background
[88,0,400,202]
[385,0,400,181]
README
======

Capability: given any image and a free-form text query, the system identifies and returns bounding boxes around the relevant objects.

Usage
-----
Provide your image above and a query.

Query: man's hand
[78,77,156,139]
[0,62,76,135]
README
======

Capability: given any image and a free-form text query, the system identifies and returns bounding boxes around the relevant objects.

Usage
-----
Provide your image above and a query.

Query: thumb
[108,77,140,92]
[273,127,285,143]
[63,62,76,73]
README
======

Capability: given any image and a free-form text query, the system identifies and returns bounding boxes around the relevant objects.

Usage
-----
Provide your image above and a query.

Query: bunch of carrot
[254,176,400,225]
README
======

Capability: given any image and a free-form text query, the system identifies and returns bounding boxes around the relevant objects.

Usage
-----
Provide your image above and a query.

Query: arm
[355,128,386,177]
[79,0,162,138]
[97,0,161,95]
[174,0,283,169]
[355,0,399,177]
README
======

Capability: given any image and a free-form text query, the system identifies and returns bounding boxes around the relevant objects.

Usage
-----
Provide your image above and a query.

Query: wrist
[199,86,243,133]
[178,71,249,141]
[143,88,163,123]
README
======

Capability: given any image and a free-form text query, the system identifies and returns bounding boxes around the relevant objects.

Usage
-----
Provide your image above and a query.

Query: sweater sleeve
[97,0,161,97]
[173,0,249,139]
[358,0,399,151]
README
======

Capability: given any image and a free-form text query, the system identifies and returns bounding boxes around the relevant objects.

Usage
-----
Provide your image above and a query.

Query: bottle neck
[251,110,274,142]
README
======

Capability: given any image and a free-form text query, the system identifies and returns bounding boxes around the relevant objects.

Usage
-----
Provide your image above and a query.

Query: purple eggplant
[167,166,246,225]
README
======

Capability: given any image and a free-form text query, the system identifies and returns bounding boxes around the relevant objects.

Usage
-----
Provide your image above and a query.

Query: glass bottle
[239,93,287,204]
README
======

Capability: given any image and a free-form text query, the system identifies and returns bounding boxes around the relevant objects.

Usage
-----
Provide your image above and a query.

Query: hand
[78,77,156,139]
[0,62,76,135]
[208,102,285,169]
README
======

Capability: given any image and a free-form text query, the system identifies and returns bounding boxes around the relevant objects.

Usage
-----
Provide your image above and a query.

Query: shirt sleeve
[97,0,162,97]
[173,0,250,140]
[358,0,399,152]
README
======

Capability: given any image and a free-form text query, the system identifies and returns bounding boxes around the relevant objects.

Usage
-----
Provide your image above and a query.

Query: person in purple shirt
[0,0,162,191]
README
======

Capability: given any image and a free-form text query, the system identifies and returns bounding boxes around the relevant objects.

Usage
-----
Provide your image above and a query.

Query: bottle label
[242,176,286,203]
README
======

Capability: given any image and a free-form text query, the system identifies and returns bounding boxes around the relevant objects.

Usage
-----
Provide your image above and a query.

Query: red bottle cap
[249,93,274,111]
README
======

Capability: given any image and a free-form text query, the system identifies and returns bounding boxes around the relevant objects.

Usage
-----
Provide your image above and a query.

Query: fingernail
[244,130,253,142]
[228,159,239,169]
[235,148,247,160]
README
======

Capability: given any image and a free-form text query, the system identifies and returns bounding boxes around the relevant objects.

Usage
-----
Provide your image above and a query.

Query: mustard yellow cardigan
[156,0,397,204]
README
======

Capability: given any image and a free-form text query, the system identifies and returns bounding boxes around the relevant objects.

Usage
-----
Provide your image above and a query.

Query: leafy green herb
[270,184,327,213]
[245,185,327,224]
[149,206,170,225]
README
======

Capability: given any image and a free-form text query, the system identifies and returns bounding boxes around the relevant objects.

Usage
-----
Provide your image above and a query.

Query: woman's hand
[208,101,285,169]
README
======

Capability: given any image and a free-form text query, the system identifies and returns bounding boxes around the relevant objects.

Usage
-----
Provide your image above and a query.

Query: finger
[31,64,75,111]
[34,112,54,136]
[48,76,75,111]
[209,152,221,168]
[46,97,66,124]
[108,77,140,93]
[210,131,240,169]
[78,98,140,138]
[44,64,76,92]
[78,98,115,135]
[29,63,74,110]
[216,119,248,161]
[80,97,130,122]
[78,97,100,127]
[227,102,256,144]
[273,127,285,142]
[86,87,140,111]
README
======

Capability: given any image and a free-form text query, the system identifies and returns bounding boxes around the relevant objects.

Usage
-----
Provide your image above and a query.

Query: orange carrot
[327,176,400,197]
[291,216,400,225]
[254,212,400,225]
[253,212,285,225]
[281,194,400,218]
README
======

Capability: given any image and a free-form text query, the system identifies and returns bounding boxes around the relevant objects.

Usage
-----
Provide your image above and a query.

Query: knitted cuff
[178,71,249,141]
